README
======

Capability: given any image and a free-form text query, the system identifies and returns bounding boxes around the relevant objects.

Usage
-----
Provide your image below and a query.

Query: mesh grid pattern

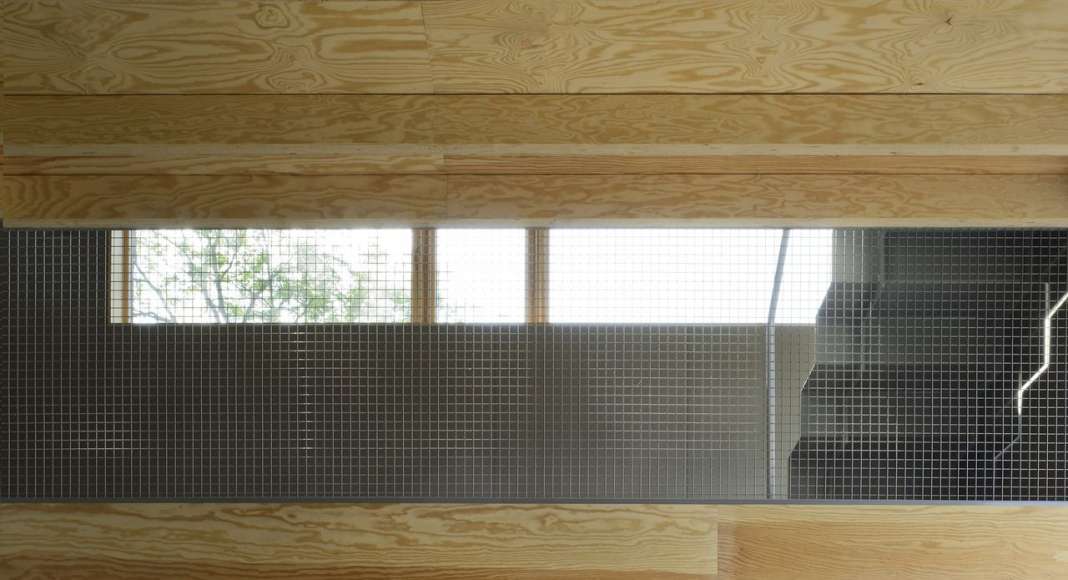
[436,229,526,323]
[116,229,412,324]
[788,230,1068,500]
[548,229,783,324]
[3,227,1068,501]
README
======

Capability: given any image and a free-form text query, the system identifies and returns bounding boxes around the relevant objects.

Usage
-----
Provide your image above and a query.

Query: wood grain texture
[4,0,433,94]
[13,94,1068,146]
[0,503,717,579]
[3,95,438,144]
[8,0,1068,94]
[423,0,1068,94]
[7,174,1068,227]
[441,151,1068,176]
[430,94,1068,146]
[1,175,447,227]
[445,174,1068,226]
[4,504,1068,579]
[6,95,1068,175]
[6,144,445,175]
[715,505,1068,580]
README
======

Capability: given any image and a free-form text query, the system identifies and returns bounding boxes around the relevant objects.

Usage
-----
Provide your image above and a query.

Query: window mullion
[526,227,549,324]
[412,228,437,324]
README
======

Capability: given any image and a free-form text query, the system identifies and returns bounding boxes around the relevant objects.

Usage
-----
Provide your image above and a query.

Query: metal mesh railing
[3,227,1067,501]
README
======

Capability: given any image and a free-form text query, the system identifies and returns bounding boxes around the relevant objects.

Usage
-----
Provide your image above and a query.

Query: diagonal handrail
[1015,286,1068,415]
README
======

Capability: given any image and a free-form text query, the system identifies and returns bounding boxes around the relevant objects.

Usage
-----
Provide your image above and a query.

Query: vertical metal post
[766,229,790,499]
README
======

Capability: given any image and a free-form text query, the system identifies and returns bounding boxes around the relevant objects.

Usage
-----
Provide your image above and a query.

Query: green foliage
[129,230,409,323]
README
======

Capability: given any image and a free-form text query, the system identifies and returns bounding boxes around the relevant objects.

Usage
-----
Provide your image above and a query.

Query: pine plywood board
[444,174,1068,227]
[0,175,447,227]
[3,0,433,94]
[424,0,1068,94]
[7,0,1068,94]
[6,95,1068,176]
[4,504,1068,579]
[0,503,718,579]
[6,174,1068,227]
[715,505,1068,580]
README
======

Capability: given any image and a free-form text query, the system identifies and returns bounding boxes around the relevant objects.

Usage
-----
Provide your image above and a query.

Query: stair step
[800,362,1019,436]
[789,435,1009,500]
[816,282,1052,323]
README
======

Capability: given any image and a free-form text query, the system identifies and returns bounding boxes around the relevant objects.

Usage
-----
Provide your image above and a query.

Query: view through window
[117,229,412,323]
[116,228,833,325]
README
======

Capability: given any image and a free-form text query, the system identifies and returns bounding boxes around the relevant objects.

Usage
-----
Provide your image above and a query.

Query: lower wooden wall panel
[0,503,717,580]
[3,504,1068,579]
[715,505,1068,580]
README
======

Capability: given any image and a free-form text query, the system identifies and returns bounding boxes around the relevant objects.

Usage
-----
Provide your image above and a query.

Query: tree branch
[130,259,178,323]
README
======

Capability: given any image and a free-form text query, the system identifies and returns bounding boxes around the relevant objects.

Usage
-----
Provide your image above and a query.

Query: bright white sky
[548,229,832,324]
[437,229,527,323]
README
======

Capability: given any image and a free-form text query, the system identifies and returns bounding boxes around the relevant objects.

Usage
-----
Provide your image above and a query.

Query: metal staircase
[789,232,1068,500]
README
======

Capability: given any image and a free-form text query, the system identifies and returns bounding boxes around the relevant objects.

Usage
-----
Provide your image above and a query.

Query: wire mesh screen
[789,230,1068,500]
[436,229,526,323]
[3,227,1068,501]
[549,229,783,324]
[114,229,412,324]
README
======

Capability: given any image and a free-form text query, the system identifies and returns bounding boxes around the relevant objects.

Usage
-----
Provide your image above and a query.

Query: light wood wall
[5,2,1068,578]
[7,0,1068,95]
[4,503,1068,579]
[3,0,1068,226]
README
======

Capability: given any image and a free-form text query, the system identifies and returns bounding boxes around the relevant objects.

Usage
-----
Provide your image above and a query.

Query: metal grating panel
[3,227,1068,501]
[789,230,1068,500]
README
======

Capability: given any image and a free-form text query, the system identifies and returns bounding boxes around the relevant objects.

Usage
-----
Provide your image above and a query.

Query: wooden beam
[5,503,1068,579]
[7,1,1068,95]
[0,503,717,579]
[2,95,437,145]
[6,95,1068,176]
[715,505,1068,579]
[0,175,447,227]
[5,174,1068,228]
[445,174,1068,227]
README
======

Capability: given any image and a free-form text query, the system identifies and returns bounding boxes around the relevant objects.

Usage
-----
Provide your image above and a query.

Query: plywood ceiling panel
[6,0,1068,94]
[3,0,434,94]
[424,0,1068,94]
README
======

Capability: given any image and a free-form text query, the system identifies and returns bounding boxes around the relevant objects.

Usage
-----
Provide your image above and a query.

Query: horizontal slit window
[549,229,807,324]
[114,228,833,325]
[114,229,412,324]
